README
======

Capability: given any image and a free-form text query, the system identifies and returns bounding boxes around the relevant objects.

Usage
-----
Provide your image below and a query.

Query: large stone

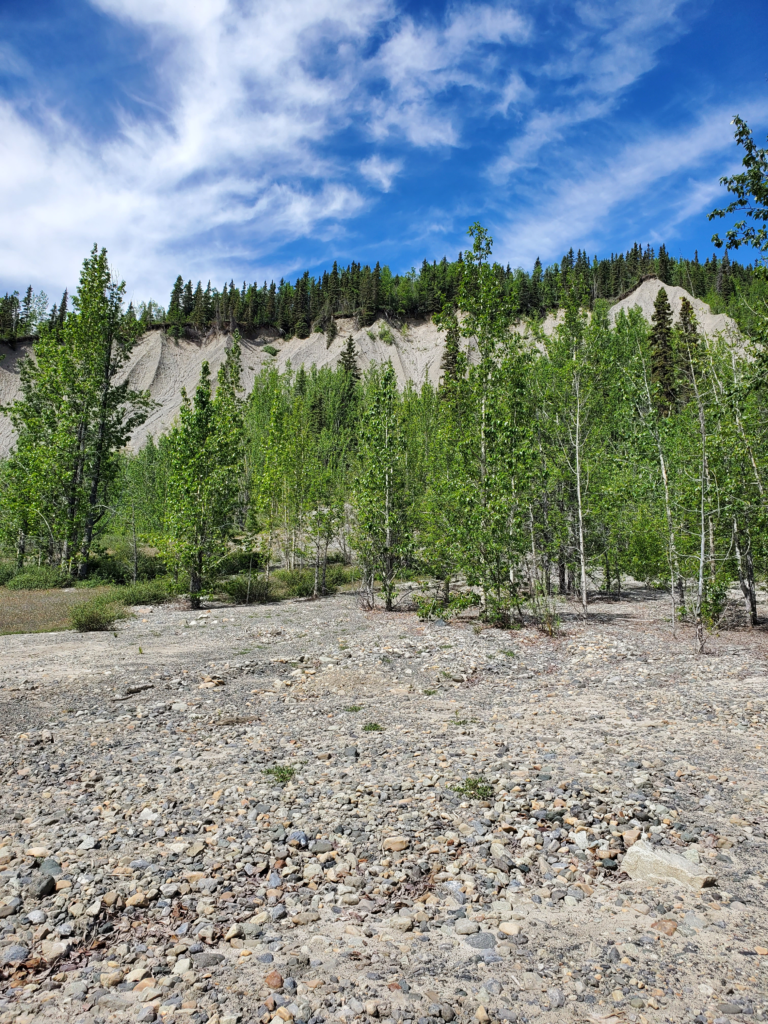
[192,951,225,969]
[40,937,70,962]
[498,921,522,937]
[621,841,716,889]
[383,836,409,852]
[1,944,29,964]
[454,919,479,935]
[465,932,496,949]
[28,875,56,899]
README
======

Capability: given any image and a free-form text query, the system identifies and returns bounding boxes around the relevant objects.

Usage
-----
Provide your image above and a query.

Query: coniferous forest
[1,118,767,648]
[1,239,764,346]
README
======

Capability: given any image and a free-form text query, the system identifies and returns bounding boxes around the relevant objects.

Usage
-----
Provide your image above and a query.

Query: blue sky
[0,0,766,303]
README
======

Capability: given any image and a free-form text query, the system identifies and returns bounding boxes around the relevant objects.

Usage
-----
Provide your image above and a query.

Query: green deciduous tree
[2,245,149,576]
[161,336,244,606]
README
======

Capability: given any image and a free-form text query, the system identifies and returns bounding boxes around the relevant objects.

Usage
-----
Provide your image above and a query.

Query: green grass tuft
[262,765,296,783]
[363,722,384,732]
[451,776,494,800]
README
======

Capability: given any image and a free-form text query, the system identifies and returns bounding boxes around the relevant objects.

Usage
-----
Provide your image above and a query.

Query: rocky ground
[1,586,767,1024]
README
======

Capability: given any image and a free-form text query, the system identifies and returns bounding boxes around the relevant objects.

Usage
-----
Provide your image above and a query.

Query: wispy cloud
[0,0,757,296]
[496,106,750,268]
[359,155,404,192]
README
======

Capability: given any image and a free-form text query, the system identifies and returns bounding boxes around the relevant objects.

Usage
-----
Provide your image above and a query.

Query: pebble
[0,586,766,1024]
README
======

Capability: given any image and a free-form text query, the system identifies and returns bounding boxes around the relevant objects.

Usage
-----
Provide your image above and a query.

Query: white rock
[621,841,716,890]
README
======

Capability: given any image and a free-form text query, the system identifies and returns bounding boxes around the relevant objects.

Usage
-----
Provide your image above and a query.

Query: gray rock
[344,746,359,759]
[465,932,496,949]
[40,858,62,876]
[1,944,29,964]
[28,874,56,899]
[454,919,479,935]
[26,909,46,925]
[547,987,565,1009]
[192,952,225,969]
[440,1005,455,1022]
[271,903,287,921]
[310,840,334,854]
[716,1004,743,1016]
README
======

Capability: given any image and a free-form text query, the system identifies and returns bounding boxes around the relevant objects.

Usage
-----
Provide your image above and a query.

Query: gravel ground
[1,586,767,1024]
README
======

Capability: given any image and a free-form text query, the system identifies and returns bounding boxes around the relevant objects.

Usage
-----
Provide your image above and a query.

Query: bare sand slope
[608,276,737,336]
[0,278,738,455]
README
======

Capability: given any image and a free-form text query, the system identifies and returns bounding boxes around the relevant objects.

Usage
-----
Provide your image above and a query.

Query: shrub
[414,590,480,620]
[6,566,69,591]
[120,578,179,605]
[263,344,279,356]
[218,550,265,577]
[274,568,316,597]
[70,594,128,632]
[0,565,17,587]
[220,574,271,604]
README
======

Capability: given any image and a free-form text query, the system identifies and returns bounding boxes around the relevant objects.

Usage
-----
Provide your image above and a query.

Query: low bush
[69,594,128,632]
[218,549,265,577]
[0,564,18,587]
[276,567,316,597]
[120,578,179,605]
[6,566,69,591]
[271,564,356,598]
[220,574,271,604]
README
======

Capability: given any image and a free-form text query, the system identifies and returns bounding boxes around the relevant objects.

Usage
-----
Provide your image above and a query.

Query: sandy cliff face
[0,279,739,456]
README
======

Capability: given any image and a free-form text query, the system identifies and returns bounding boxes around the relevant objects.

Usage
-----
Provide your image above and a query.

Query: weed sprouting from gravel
[363,722,384,731]
[262,765,296,783]
[344,705,363,712]
[452,776,494,800]
[423,688,438,695]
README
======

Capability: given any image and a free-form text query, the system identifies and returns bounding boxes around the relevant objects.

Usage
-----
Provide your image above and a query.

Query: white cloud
[495,107,750,268]
[359,155,404,191]
[0,0,748,299]
[0,0,535,295]
[489,0,692,183]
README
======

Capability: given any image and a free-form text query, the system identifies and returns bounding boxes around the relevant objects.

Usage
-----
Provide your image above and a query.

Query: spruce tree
[339,336,360,381]
[649,287,676,415]
[168,275,184,338]
[438,306,461,386]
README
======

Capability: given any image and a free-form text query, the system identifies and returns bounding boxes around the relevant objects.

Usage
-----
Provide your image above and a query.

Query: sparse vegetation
[0,587,115,635]
[262,765,296,783]
[344,705,363,712]
[451,776,494,800]
[363,722,383,731]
